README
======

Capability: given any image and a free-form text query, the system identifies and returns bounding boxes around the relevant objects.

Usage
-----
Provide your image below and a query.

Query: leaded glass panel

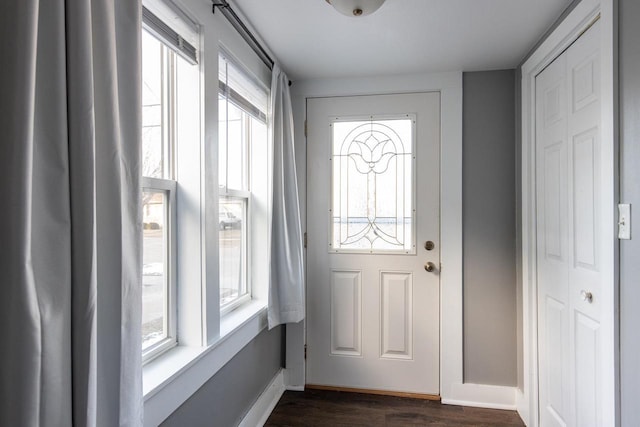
[330,117,415,253]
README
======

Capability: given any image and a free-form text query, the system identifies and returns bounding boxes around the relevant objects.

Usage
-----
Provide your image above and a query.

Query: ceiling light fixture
[325,0,386,17]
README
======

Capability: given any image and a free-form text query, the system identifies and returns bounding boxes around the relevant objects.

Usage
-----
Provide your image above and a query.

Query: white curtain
[0,1,143,426]
[268,65,305,329]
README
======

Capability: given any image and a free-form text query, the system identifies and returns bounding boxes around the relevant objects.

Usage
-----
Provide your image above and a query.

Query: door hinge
[304,120,308,137]
[304,344,307,360]
[304,232,308,249]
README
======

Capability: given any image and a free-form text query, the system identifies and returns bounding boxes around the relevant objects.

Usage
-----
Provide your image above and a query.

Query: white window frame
[142,0,274,423]
[218,50,269,314]
[141,22,183,362]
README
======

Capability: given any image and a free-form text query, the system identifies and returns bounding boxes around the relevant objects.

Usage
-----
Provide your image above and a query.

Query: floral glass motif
[331,118,414,253]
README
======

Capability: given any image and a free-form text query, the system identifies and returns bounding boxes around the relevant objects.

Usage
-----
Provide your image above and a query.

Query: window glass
[219,197,247,307]
[221,100,246,190]
[142,190,168,349]
[142,31,169,180]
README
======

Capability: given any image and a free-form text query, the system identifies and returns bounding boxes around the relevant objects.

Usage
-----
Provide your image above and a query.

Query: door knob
[580,290,593,303]
[424,262,436,272]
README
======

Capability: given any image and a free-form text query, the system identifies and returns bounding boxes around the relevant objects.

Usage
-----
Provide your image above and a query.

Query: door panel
[306,93,440,395]
[574,312,599,427]
[544,295,569,426]
[330,270,362,356]
[380,271,413,360]
[536,20,602,427]
[572,129,598,268]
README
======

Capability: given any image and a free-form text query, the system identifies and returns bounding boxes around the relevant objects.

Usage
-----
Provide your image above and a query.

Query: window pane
[219,197,247,307]
[218,96,228,189]
[331,118,415,253]
[142,190,168,349]
[227,104,246,190]
[250,115,267,155]
[218,98,247,191]
[142,31,167,179]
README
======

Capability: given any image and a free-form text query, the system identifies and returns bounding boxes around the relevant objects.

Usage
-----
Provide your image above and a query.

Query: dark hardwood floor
[265,389,525,427]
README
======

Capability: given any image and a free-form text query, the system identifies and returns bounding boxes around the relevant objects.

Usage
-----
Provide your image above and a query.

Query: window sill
[143,300,268,426]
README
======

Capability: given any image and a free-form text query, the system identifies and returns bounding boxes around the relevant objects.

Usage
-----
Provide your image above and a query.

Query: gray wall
[462,70,517,386]
[619,0,640,424]
[161,326,283,427]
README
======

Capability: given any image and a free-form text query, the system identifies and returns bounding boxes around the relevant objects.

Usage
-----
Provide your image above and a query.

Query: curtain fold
[268,65,305,329]
[0,0,142,425]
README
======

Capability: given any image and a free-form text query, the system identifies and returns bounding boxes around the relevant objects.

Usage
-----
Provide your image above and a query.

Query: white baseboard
[239,374,518,426]
[238,369,286,427]
[441,383,517,411]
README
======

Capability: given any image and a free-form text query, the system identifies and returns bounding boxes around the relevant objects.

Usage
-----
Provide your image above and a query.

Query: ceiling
[232,0,571,81]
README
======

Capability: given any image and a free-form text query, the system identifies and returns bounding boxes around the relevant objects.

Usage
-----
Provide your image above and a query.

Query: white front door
[536,20,605,427]
[306,93,440,396]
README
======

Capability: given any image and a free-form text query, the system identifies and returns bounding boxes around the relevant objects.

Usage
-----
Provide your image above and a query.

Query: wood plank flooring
[265,389,525,426]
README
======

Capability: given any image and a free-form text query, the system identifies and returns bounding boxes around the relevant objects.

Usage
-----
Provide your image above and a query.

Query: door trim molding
[520,0,618,425]
[289,72,467,404]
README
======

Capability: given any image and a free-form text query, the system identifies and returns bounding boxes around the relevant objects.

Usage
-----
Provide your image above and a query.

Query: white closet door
[536,20,602,427]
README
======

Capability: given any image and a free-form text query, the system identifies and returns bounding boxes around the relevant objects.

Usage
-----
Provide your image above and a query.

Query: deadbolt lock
[425,241,435,251]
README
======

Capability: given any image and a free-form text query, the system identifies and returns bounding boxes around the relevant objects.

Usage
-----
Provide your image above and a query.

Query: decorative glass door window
[330,116,416,254]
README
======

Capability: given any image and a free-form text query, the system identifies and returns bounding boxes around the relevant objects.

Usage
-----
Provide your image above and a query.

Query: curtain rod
[212,1,292,86]
[212,1,274,69]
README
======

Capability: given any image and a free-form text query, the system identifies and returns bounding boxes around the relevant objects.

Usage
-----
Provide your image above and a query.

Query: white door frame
[287,71,518,409]
[519,0,618,425]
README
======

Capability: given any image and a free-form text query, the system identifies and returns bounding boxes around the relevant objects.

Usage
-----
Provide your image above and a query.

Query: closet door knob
[580,290,593,303]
